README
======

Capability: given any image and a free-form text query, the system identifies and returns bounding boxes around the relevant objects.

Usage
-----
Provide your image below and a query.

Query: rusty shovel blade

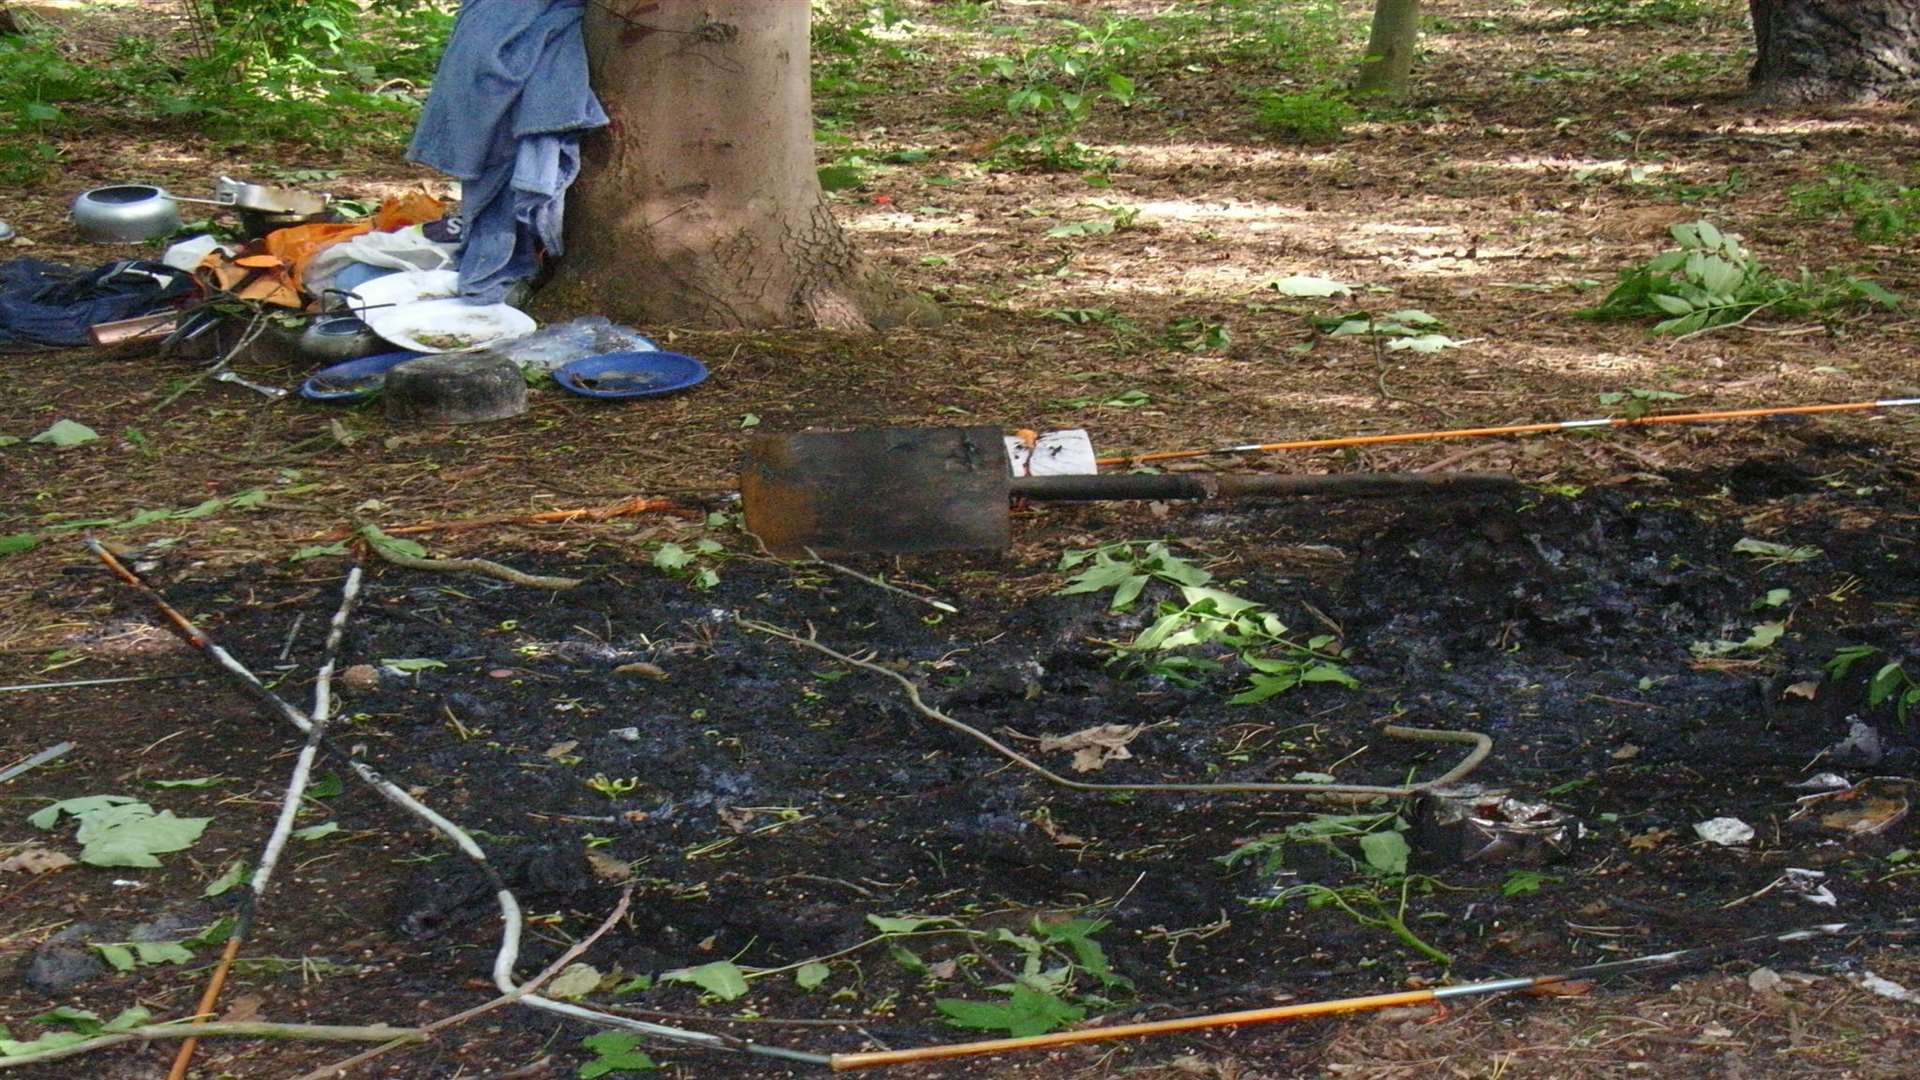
[741,426,1520,558]
[742,426,1012,558]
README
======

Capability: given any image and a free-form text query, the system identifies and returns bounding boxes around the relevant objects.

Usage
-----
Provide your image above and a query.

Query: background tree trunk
[540,1,935,331]
[1747,0,1920,103]
[1353,0,1421,98]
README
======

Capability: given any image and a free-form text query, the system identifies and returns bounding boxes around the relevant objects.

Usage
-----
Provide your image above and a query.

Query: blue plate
[300,351,423,402]
[553,350,707,399]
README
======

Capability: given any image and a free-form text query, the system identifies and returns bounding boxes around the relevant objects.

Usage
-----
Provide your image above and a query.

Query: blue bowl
[300,350,423,402]
[553,350,707,399]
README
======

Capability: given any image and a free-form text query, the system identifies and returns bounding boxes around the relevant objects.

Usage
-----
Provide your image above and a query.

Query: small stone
[1694,817,1754,846]
[339,664,381,694]
[26,924,109,994]
[609,727,641,742]
[1749,967,1785,995]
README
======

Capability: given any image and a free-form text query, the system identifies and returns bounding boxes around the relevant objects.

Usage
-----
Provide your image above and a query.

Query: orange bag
[259,192,447,294]
[262,222,373,292]
[371,191,446,232]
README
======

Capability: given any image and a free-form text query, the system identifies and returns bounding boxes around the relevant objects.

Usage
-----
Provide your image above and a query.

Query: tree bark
[539,1,936,331]
[1354,0,1421,98]
[1747,0,1920,103]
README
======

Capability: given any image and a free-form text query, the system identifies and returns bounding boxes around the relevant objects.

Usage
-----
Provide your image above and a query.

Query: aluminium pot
[71,185,183,243]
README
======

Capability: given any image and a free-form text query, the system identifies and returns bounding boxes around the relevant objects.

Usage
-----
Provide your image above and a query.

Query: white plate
[365,298,536,354]
[339,268,462,313]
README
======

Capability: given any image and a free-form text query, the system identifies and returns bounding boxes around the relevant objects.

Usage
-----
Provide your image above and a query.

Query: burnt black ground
[11,442,1912,1077]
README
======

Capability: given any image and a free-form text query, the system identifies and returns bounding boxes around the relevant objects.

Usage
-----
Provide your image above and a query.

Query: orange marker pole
[1095,397,1920,468]
[828,981,1544,1070]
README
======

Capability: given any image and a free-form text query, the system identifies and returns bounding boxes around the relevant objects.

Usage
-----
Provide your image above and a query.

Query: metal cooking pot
[214,176,330,216]
[296,314,388,363]
[71,185,183,243]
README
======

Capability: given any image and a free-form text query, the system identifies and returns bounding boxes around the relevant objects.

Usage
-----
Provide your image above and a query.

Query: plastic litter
[304,224,459,298]
[1416,786,1577,865]
[1006,429,1097,476]
[488,316,657,372]
[160,234,229,271]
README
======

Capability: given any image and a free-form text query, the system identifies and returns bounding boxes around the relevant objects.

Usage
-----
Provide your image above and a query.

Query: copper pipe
[89,312,181,346]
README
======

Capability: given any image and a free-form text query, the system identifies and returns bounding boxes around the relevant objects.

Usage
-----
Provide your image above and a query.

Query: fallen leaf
[1628,827,1673,852]
[220,994,264,1023]
[1701,1022,1734,1039]
[544,740,579,760]
[0,848,75,875]
[1268,274,1352,297]
[585,851,631,882]
[546,962,603,1001]
[1748,967,1785,995]
[717,807,755,833]
[30,419,99,448]
[1611,743,1641,761]
[1038,723,1145,773]
[1783,680,1819,700]
[1031,813,1086,848]
[1527,979,1593,997]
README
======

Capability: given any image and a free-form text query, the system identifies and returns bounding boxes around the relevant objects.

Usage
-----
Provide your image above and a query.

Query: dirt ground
[1,1,1917,1078]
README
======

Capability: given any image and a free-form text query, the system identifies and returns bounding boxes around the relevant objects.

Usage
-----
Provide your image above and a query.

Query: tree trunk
[1747,0,1920,103]
[539,1,936,331]
[1353,0,1421,98]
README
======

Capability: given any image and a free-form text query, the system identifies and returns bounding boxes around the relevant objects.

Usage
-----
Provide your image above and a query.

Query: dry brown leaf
[221,994,265,1023]
[1039,723,1144,773]
[1627,827,1673,851]
[585,851,632,882]
[0,847,75,875]
[544,739,579,759]
[1029,810,1086,848]
[1783,680,1820,700]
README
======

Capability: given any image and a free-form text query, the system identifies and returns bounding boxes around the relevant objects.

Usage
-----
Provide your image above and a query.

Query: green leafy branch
[1058,542,1359,704]
[1582,220,1898,336]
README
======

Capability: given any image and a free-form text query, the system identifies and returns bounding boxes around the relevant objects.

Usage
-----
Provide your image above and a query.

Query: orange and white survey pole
[827,916,1918,1071]
[1095,397,1920,468]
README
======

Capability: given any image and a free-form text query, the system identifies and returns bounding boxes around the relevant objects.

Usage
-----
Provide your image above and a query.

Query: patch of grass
[0,31,110,182]
[1566,0,1715,27]
[1252,87,1356,144]
[1789,163,1920,243]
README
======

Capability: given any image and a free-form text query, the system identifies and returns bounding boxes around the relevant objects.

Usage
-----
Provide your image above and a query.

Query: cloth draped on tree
[406,0,607,304]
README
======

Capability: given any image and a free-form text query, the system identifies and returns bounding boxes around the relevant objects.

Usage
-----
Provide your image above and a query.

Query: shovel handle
[1008,471,1516,502]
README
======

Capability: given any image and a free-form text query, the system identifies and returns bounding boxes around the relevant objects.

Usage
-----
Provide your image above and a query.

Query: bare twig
[803,547,958,614]
[739,619,1490,800]
[368,541,582,591]
[291,887,635,1080]
[151,308,272,413]
[0,674,196,695]
[87,542,828,1069]
[168,566,363,1080]
[0,1022,424,1070]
